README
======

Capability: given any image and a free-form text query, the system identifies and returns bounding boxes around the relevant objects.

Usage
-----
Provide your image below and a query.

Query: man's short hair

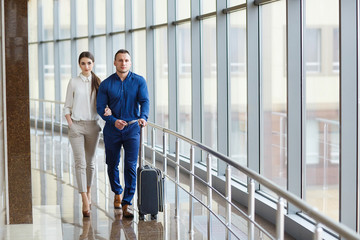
[114,49,131,61]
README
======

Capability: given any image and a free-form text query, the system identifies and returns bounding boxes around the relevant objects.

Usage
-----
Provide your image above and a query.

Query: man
[96,49,149,218]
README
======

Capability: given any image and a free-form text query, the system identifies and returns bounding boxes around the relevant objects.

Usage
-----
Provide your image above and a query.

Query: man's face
[114,53,132,74]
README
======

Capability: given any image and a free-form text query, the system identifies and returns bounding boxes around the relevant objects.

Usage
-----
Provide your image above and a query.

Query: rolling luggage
[137,126,164,220]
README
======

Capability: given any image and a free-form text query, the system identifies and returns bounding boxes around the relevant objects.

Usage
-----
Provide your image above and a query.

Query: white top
[63,73,99,121]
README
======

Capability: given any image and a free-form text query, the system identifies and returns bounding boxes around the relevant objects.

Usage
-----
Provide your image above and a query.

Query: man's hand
[115,119,127,130]
[138,118,147,127]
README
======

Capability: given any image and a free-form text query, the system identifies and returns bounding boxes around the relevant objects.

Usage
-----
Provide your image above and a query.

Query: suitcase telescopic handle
[139,123,144,168]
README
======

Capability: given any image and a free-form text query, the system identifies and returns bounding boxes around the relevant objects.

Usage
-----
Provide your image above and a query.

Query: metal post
[152,127,156,166]
[104,149,109,212]
[68,141,72,184]
[313,223,323,240]
[248,179,255,240]
[163,131,167,175]
[323,123,328,190]
[35,132,39,169]
[225,165,232,240]
[59,133,63,179]
[52,132,55,175]
[276,197,285,240]
[175,138,180,218]
[43,102,46,136]
[34,100,38,136]
[95,151,99,205]
[51,103,55,175]
[60,106,63,142]
[163,131,168,240]
[43,132,47,172]
[207,154,212,240]
[279,116,284,178]
[189,146,195,234]
[51,103,54,138]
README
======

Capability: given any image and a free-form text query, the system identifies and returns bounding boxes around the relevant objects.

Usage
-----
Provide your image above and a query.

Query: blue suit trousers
[103,123,140,206]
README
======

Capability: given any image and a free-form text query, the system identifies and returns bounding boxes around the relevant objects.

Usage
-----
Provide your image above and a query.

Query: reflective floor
[3,129,293,240]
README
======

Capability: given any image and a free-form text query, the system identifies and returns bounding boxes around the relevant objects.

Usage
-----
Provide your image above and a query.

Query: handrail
[145,121,359,240]
[30,98,64,105]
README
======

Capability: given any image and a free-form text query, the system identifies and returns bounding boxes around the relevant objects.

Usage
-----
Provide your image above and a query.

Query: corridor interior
[2,127,292,240]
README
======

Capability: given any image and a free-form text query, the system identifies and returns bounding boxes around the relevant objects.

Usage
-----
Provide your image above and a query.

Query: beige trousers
[68,120,101,193]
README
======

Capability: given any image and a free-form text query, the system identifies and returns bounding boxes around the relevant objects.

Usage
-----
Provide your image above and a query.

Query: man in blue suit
[97,49,149,218]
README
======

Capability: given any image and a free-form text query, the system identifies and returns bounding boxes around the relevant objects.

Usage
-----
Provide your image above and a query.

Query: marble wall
[4,0,32,224]
[0,0,5,228]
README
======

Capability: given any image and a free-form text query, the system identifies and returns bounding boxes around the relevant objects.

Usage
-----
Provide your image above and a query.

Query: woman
[64,51,110,217]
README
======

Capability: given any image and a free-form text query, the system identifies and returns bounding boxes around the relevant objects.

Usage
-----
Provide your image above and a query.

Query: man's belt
[126,119,138,126]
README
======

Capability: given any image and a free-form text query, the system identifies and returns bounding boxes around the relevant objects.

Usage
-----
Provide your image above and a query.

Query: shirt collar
[80,73,92,82]
[115,71,132,81]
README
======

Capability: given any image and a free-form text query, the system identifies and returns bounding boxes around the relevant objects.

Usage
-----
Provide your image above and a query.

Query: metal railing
[29,98,360,240]
[142,124,359,240]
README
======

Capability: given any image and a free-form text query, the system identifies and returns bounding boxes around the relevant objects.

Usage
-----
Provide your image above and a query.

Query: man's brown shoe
[122,204,134,218]
[114,194,122,209]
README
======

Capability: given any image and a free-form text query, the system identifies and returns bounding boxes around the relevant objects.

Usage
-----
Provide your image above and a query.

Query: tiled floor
[4,205,62,240]
[2,129,293,240]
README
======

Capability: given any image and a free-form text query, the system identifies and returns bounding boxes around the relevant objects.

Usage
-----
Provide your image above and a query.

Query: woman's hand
[65,114,73,128]
[104,107,112,116]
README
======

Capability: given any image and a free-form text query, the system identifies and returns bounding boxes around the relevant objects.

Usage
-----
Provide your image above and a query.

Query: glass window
[28,0,37,42]
[155,27,169,142]
[132,31,147,78]
[229,10,247,183]
[260,0,287,193]
[177,23,192,157]
[112,34,125,73]
[201,0,216,14]
[113,0,125,31]
[59,41,71,101]
[76,0,88,36]
[305,0,339,221]
[154,0,167,25]
[201,17,217,168]
[94,37,107,80]
[176,0,190,20]
[42,0,54,41]
[59,0,70,38]
[133,0,146,28]
[76,39,89,75]
[305,28,321,73]
[29,44,39,99]
[228,0,246,6]
[94,0,106,34]
[44,43,55,101]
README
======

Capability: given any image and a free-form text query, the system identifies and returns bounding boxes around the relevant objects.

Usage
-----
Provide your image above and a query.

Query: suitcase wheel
[139,213,145,221]
[151,214,157,220]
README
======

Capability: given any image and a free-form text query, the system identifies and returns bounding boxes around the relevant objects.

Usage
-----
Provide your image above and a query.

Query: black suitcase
[137,126,164,220]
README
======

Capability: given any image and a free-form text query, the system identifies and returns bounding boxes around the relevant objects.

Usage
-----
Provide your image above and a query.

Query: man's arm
[138,78,150,123]
[96,82,117,125]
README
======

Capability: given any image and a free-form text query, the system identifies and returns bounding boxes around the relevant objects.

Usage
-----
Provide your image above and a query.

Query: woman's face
[79,57,94,76]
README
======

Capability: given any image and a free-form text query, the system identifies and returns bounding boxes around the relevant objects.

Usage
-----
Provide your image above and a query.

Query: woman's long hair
[78,51,101,97]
